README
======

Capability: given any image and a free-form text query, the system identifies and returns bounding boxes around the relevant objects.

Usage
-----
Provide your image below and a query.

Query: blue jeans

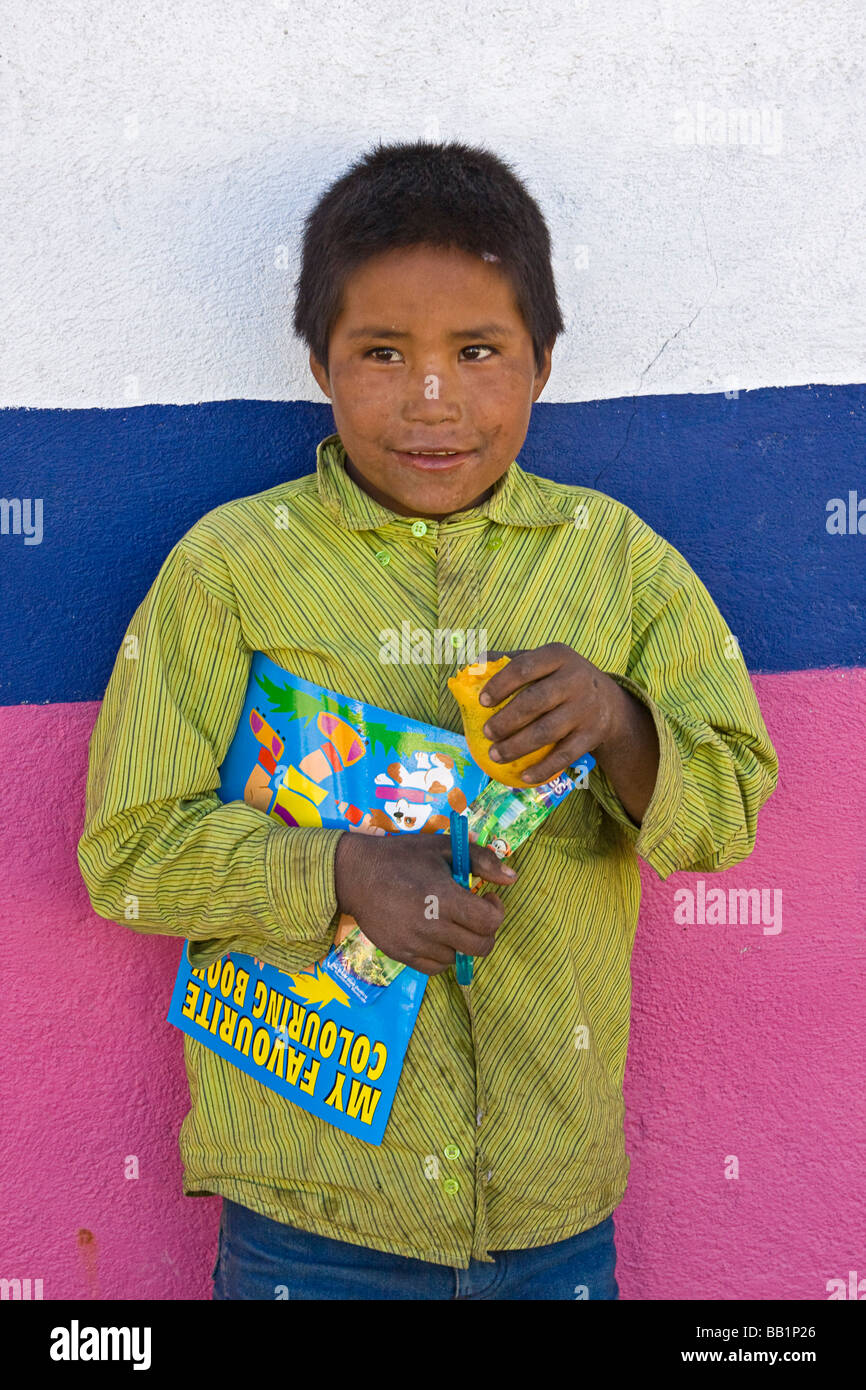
[212,1198,619,1300]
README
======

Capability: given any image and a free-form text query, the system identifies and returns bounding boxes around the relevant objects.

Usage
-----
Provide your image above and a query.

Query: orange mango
[447,656,555,788]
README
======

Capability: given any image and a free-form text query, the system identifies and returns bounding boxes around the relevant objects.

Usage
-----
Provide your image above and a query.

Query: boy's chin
[386,461,501,517]
[391,481,484,518]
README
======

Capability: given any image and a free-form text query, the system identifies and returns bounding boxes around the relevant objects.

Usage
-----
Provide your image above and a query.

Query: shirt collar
[314,431,572,531]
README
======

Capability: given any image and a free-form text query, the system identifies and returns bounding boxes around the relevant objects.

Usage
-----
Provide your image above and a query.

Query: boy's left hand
[478,643,628,784]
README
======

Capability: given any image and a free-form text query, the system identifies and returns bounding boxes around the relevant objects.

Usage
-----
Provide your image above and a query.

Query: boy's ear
[532,343,553,400]
[309,350,331,399]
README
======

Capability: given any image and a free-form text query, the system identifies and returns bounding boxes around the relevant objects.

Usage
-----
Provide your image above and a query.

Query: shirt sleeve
[77,534,345,972]
[588,515,779,880]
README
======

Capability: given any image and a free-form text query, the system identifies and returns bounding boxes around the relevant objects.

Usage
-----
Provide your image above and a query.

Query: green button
[487,535,503,550]
[449,631,463,647]
[410,520,428,537]
[443,1144,461,1160]
[374,550,390,565]
[443,1178,460,1195]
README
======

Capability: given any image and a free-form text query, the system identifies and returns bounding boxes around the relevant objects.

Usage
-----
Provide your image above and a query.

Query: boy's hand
[477,643,629,784]
[333,830,518,976]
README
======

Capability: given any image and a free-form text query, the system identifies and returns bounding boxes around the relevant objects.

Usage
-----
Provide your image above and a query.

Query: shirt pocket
[533,778,607,850]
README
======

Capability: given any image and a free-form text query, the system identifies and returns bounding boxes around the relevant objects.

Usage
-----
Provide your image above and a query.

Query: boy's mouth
[392,447,476,471]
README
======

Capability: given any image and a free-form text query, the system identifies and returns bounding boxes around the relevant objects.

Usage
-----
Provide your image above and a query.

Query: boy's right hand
[333,830,518,976]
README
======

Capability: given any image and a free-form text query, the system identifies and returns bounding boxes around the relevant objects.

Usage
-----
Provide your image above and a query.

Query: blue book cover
[167,651,490,1145]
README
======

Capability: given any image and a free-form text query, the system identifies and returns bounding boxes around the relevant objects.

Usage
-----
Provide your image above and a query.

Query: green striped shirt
[77,430,778,1269]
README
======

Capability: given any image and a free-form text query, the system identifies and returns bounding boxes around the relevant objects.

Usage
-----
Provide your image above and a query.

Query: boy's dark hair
[292,139,564,376]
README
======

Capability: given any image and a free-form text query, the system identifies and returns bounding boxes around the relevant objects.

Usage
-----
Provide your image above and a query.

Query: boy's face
[309,244,552,521]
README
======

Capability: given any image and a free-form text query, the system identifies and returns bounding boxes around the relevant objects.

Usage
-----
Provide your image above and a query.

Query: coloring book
[167,651,489,1144]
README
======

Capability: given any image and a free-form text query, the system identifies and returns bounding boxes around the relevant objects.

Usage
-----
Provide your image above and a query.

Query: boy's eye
[364,345,498,362]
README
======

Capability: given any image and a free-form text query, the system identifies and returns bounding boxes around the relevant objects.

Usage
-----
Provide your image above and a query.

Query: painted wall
[1,0,864,1300]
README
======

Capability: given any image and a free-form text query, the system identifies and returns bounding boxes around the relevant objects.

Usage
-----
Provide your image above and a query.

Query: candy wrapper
[464,757,595,893]
[319,915,407,1005]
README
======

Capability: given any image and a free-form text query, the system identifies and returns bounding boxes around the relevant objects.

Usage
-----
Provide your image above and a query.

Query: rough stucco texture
[1,0,865,406]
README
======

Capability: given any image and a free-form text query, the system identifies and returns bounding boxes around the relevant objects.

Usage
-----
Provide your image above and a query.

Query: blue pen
[450,811,475,986]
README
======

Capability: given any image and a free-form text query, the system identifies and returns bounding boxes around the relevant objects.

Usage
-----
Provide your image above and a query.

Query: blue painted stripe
[1,384,863,702]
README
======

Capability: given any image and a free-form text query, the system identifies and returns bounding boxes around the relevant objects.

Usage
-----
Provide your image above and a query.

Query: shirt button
[443,1178,460,1195]
[374,549,390,565]
[410,520,428,537]
[476,1109,483,1126]
[443,1144,461,1160]
[487,535,503,550]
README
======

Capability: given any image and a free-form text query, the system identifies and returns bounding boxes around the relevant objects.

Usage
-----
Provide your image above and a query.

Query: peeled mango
[447,656,556,789]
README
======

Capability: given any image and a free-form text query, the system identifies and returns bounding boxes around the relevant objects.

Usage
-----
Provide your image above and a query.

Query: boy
[77,140,778,1301]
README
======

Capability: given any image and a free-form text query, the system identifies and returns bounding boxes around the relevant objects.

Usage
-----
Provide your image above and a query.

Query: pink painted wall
[2,667,864,1299]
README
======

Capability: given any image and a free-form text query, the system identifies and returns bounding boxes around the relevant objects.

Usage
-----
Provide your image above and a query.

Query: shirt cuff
[266,824,347,962]
[589,673,686,879]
